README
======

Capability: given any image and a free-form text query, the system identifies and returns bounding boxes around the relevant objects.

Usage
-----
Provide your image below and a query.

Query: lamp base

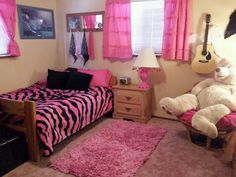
[138,68,151,89]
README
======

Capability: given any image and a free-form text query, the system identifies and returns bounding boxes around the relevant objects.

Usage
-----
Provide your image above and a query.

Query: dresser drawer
[116,90,141,104]
[116,103,141,116]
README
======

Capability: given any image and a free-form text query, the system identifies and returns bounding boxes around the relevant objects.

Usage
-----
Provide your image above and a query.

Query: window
[131,0,164,55]
[0,16,10,56]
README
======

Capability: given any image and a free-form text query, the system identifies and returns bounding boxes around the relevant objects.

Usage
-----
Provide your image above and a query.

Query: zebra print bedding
[0,81,113,156]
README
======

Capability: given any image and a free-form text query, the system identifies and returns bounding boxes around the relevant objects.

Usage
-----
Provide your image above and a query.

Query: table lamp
[133,48,160,89]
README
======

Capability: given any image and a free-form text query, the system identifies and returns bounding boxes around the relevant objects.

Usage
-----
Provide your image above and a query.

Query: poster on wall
[66,12,104,32]
[17,5,55,39]
[66,13,81,32]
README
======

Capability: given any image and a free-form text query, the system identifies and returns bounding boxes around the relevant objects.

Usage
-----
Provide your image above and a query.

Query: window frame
[0,16,10,57]
[131,0,164,56]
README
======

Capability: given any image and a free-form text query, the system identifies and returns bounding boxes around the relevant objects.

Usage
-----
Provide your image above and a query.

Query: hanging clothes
[75,32,83,59]
[81,30,89,65]
[69,32,77,63]
[83,16,96,59]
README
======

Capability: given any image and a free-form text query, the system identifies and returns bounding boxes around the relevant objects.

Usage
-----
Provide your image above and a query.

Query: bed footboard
[0,98,40,162]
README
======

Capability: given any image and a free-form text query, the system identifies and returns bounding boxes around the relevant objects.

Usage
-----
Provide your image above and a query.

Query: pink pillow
[77,69,112,87]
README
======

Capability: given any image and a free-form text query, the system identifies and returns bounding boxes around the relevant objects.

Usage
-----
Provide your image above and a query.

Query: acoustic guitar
[191,14,217,74]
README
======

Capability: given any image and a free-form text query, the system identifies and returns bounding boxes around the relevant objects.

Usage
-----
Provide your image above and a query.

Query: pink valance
[161,0,190,61]
[0,0,20,56]
[102,0,132,60]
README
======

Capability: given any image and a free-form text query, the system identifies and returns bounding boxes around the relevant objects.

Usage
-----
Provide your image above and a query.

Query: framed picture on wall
[17,5,55,39]
[66,13,82,32]
[66,12,104,32]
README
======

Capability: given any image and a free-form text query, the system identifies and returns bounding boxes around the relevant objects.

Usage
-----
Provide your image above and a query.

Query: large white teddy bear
[160,59,236,139]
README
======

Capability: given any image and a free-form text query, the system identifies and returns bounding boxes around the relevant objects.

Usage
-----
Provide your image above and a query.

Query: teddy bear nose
[216,68,220,72]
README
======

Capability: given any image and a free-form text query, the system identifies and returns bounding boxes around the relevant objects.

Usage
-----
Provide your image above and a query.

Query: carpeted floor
[4,117,233,177]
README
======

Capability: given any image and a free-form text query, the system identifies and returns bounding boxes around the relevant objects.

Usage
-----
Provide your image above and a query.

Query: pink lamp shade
[133,48,160,89]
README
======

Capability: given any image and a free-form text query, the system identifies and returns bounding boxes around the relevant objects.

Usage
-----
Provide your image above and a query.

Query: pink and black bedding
[0,81,113,156]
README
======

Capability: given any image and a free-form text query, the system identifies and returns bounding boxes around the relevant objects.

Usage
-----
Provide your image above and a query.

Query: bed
[0,74,116,162]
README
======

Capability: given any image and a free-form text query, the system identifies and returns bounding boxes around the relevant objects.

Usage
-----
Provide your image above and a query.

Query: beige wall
[57,0,236,119]
[0,0,64,94]
[2,0,235,119]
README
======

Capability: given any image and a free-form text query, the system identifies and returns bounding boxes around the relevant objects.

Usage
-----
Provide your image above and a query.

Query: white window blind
[131,0,164,55]
[0,16,10,55]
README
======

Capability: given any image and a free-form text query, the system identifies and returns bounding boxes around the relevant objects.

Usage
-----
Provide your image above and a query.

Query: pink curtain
[161,0,190,61]
[0,0,20,56]
[83,16,96,59]
[102,0,132,60]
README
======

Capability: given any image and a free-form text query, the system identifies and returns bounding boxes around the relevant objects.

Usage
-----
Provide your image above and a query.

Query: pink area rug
[50,119,167,177]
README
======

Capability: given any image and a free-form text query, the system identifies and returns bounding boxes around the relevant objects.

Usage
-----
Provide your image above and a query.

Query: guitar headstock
[206,14,211,24]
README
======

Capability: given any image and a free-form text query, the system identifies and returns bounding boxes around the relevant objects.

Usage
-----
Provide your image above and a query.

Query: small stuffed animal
[160,58,236,138]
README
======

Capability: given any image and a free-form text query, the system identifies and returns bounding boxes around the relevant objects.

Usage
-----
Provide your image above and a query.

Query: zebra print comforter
[0,81,113,156]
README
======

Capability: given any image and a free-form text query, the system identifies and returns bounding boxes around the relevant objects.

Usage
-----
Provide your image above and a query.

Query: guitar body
[191,44,217,74]
[191,14,218,74]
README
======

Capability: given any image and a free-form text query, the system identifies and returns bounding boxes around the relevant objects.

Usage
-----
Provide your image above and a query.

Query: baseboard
[151,115,179,121]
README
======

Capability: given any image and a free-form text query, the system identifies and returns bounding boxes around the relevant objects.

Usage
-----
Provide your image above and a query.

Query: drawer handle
[125,107,131,112]
[125,96,132,101]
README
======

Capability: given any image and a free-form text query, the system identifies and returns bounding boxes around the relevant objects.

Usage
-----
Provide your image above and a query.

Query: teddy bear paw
[205,122,218,139]
[192,115,218,139]
[160,104,174,115]
[160,97,178,116]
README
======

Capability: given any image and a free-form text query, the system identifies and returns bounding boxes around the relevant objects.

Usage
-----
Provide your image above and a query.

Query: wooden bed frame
[0,76,117,162]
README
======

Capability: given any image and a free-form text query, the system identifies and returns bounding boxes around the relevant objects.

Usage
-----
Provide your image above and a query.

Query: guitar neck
[202,14,211,54]
[202,24,209,53]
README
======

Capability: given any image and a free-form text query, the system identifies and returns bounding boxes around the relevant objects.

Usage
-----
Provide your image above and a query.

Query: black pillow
[46,69,70,89]
[66,71,93,91]
[65,67,77,73]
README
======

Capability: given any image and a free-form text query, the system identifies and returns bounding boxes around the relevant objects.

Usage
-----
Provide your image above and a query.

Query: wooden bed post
[24,101,40,162]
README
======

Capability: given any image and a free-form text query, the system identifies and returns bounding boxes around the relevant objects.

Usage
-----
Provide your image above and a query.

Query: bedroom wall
[57,0,236,119]
[0,0,64,94]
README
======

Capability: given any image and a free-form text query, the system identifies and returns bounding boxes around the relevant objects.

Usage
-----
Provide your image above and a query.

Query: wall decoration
[224,9,236,39]
[66,11,104,32]
[17,5,55,39]
[66,14,81,32]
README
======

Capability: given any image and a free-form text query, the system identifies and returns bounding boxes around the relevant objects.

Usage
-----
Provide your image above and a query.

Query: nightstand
[112,84,152,123]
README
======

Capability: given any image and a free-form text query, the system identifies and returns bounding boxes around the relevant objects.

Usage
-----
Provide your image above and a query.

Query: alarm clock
[119,76,131,85]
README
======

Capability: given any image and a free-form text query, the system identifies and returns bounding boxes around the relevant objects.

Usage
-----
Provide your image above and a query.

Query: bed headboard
[110,76,117,86]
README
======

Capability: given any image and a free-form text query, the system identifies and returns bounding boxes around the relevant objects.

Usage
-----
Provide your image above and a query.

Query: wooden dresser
[112,84,152,123]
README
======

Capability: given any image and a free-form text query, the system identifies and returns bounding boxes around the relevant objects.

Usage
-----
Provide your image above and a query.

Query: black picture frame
[66,13,81,32]
[66,11,104,32]
[17,5,55,39]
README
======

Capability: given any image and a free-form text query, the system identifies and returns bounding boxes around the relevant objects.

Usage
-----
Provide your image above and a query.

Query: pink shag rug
[50,119,167,177]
